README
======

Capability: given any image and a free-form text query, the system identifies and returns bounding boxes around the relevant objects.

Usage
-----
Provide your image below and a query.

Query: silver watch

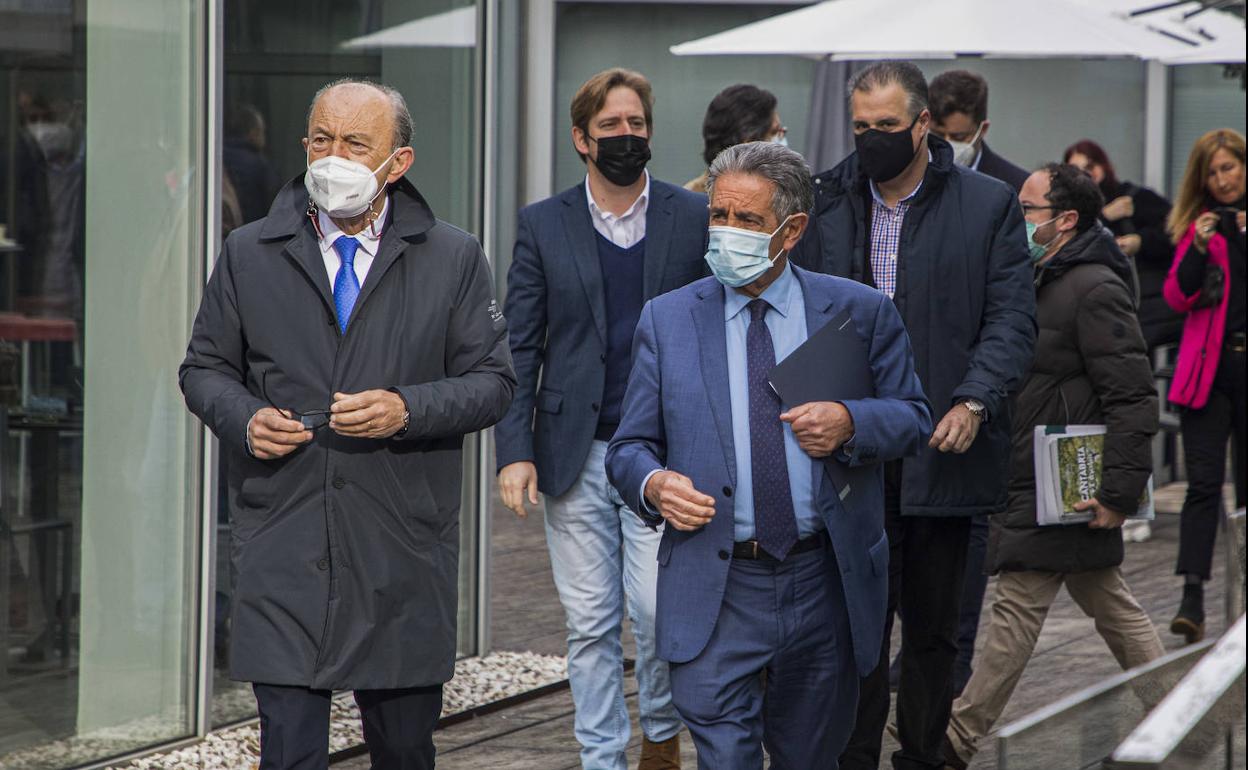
[960,399,987,421]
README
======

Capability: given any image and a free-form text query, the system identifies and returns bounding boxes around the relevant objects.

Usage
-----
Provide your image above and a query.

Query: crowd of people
[179,62,1244,770]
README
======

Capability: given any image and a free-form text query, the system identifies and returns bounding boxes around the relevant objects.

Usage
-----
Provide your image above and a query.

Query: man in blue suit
[494,68,708,770]
[607,142,932,769]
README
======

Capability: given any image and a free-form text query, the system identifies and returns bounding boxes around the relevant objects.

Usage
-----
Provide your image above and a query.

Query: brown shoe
[639,733,681,770]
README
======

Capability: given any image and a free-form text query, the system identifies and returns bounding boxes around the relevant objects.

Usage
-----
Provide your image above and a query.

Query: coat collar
[258,175,438,328]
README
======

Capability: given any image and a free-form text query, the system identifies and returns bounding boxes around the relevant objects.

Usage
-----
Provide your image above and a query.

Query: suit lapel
[283,224,336,317]
[691,284,737,486]
[562,190,608,344]
[642,184,675,298]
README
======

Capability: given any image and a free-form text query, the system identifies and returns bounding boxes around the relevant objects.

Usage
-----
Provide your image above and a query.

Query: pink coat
[1163,221,1231,409]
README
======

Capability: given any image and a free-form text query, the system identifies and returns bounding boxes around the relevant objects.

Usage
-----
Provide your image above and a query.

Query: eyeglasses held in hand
[261,368,331,430]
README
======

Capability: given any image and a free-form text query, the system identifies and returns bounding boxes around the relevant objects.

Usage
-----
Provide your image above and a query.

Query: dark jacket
[1100,180,1180,349]
[494,178,708,497]
[792,135,1037,517]
[179,177,515,689]
[988,225,1157,574]
[976,142,1029,193]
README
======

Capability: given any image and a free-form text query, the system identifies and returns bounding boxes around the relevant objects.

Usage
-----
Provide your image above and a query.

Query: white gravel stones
[0,652,565,770]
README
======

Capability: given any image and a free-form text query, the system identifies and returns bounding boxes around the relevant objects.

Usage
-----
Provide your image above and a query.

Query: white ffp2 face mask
[304,149,397,218]
[948,123,984,168]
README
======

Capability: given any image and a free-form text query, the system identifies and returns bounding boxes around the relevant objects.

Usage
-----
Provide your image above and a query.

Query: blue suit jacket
[606,266,932,675]
[494,178,709,497]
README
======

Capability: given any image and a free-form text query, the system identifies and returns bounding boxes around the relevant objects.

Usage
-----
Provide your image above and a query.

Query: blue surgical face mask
[705,215,792,288]
[1026,216,1060,263]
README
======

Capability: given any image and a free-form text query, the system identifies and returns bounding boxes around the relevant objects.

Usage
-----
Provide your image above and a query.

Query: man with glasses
[180,78,515,770]
[791,61,1035,770]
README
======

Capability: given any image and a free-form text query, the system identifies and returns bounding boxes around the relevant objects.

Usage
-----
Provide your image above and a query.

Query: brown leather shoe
[639,733,681,770]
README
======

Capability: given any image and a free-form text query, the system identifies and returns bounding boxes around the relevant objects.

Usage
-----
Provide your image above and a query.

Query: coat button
[722,486,733,497]
[332,477,346,489]
[600,353,606,362]
[591,403,600,412]
[316,558,329,570]
[718,550,730,561]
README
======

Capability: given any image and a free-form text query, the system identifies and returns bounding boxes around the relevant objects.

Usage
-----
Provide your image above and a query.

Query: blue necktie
[747,299,798,560]
[333,235,361,333]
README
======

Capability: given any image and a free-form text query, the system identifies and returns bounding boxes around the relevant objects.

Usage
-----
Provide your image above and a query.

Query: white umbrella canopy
[339,6,476,50]
[670,0,1196,60]
[1093,0,1246,63]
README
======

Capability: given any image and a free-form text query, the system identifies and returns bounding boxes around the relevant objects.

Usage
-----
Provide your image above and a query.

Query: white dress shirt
[585,171,650,248]
[317,195,389,290]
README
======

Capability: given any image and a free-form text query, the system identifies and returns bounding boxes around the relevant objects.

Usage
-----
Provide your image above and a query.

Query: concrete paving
[336,483,1239,770]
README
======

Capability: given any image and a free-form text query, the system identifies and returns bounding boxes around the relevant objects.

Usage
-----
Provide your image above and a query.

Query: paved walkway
[337,483,1235,769]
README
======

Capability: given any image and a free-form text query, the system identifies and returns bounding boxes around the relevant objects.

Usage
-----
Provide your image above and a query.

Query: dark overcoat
[792,136,1037,518]
[179,176,515,689]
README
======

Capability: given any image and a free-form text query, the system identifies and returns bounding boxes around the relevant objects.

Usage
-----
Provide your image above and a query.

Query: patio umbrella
[670,0,1195,60]
[1098,0,1246,64]
[339,5,476,50]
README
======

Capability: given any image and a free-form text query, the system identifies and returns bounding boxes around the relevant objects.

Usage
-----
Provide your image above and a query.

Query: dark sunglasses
[261,368,331,430]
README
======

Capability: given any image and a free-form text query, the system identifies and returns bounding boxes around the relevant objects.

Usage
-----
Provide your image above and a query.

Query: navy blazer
[495,178,709,497]
[976,142,1029,193]
[605,267,932,675]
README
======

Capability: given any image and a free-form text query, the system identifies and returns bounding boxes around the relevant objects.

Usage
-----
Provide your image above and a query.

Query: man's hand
[1116,234,1141,257]
[780,401,855,458]
[645,471,716,532]
[929,403,982,453]
[1075,497,1127,529]
[330,389,408,439]
[499,461,539,518]
[1103,195,1134,223]
[249,407,313,459]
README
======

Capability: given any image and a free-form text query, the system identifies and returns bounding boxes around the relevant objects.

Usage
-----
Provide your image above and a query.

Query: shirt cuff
[837,433,857,462]
[638,469,667,529]
[245,414,257,457]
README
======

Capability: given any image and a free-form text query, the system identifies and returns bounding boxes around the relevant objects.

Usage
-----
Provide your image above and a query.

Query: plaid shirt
[868,177,923,299]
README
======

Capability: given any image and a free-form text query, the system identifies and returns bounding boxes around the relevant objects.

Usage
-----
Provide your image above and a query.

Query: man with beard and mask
[790,61,1036,770]
[494,67,707,770]
[943,164,1163,769]
[606,141,931,769]
[928,70,1029,192]
[180,78,515,770]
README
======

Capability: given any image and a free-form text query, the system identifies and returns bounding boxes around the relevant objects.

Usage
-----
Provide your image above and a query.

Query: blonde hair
[1168,128,1245,243]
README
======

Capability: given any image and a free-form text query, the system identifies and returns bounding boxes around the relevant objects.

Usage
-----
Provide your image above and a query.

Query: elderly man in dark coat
[943,164,1163,769]
[179,78,515,770]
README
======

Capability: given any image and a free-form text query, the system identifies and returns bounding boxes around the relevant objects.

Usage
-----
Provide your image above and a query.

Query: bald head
[306,78,413,151]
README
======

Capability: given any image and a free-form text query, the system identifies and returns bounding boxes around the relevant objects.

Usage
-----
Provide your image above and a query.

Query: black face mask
[854,114,921,183]
[590,134,651,187]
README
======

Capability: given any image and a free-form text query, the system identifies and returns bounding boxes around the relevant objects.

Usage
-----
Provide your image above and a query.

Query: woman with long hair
[1163,128,1246,643]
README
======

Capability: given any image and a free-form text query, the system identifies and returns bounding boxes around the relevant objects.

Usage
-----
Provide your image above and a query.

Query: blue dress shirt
[723,264,821,541]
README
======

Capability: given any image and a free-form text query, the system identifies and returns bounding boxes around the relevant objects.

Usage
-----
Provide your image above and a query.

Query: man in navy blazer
[607,142,931,769]
[493,68,707,770]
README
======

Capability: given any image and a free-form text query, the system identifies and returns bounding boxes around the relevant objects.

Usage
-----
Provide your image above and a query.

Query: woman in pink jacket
[1164,128,1245,643]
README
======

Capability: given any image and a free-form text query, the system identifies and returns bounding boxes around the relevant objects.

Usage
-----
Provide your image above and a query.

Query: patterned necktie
[747,299,798,560]
[333,235,361,333]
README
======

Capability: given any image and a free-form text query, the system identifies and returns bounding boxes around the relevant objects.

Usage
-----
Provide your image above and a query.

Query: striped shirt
[868,178,923,299]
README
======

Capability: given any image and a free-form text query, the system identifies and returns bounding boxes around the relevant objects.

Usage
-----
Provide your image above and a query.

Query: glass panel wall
[0,0,204,767]
[213,0,482,727]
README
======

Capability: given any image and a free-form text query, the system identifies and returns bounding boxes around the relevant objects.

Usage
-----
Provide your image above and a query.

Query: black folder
[768,309,873,407]
[767,309,876,510]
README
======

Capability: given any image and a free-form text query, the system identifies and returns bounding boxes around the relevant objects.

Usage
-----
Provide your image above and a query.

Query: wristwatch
[960,398,987,421]
[394,409,411,437]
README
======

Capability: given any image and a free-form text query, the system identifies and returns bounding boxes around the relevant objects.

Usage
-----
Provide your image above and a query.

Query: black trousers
[841,463,972,770]
[254,683,443,770]
[1177,348,1246,580]
[954,514,990,695]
